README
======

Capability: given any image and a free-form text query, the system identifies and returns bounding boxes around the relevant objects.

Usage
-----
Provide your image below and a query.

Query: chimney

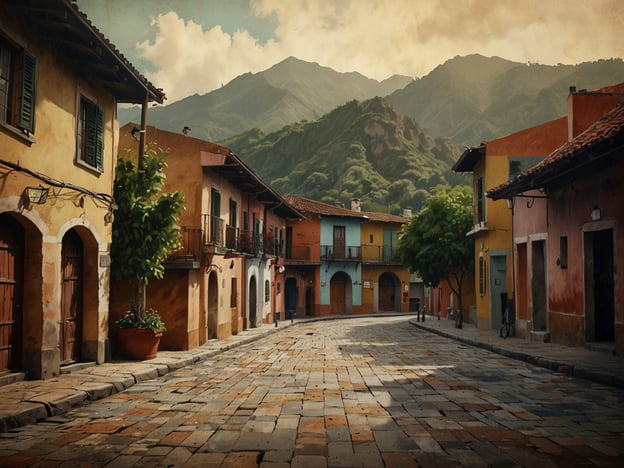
[351,198,361,212]
[402,208,413,218]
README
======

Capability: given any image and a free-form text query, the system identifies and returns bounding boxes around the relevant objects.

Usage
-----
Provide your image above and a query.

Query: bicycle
[500,298,515,339]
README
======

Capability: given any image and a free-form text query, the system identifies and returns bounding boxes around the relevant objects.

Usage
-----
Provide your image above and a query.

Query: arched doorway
[207,271,218,339]
[60,229,83,364]
[0,214,24,372]
[330,272,351,315]
[249,276,258,328]
[379,272,400,312]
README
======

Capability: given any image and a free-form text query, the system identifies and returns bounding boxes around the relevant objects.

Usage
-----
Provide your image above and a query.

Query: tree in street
[397,186,473,327]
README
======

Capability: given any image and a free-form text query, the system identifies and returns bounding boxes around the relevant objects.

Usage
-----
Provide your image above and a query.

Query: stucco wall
[546,166,624,350]
[1,15,117,378]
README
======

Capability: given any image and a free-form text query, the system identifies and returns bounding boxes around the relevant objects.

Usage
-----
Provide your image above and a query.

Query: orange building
[0,1,163,381]
[112,124,301,352]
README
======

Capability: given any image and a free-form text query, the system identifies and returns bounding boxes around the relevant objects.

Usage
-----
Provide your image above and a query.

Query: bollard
[274,312,280,327]
[291,310,295,324]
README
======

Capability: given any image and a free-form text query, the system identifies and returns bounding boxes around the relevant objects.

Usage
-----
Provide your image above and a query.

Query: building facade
[488,88,624,353]
[112,124,301,352]
[0,0,164,381]
[283,196,412,317]
[453,117,568,331]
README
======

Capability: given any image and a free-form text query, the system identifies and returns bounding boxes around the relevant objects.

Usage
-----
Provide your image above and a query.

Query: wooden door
[249,276,258,328]
[0,214,24,372]
[333,226,345,259]
[61,230,83,364]
[330,273,346,314]
[378,273,395,311]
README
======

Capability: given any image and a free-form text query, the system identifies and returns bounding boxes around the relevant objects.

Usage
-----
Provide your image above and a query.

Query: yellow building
[359,207,411,313]
[453,118,567,330]
[0,1,164,381]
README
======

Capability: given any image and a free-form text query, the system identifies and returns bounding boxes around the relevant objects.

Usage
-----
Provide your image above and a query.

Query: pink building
[488,87,624,353]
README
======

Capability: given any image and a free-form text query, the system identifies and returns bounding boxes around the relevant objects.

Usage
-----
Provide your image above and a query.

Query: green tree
[397,186,473,327]
[110,145,185,326]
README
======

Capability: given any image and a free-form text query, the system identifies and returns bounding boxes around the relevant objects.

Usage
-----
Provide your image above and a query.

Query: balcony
[361,245,401,264]
[321,245,361,261]
[165,226,202,269]
[167,217,281,264]
[284,245,320,265]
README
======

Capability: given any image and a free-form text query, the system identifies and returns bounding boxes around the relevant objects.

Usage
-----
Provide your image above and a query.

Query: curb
[409,320,624,390]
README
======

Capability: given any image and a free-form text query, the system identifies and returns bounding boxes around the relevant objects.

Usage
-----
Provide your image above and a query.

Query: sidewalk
[410,316,624,390]
[0,320,296,433]
[1,314,623,433]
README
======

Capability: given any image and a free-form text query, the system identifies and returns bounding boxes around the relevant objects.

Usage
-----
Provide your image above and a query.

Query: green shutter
[95,105,104,171]
[85,103,104,171]
[18,50,37,133]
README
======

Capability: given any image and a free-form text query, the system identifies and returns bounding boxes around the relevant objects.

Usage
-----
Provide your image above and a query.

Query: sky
[76,0,624,104]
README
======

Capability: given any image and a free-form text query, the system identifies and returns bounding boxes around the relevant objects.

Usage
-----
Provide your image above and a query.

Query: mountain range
[119,56,413,142]
[121,54,624,147]
[121,54,624,214]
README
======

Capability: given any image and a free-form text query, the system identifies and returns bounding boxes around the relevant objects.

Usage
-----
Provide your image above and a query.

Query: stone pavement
[1,313,623,434]
[410,316,624,390]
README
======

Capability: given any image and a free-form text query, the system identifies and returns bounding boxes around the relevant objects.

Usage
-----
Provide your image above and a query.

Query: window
[0,35,37,134]
[76,96,104,171]
[264,280,270,303]
[509,160,521,179]
[229,198,237,227]
[476,176,484,223]
[479,254,486,296]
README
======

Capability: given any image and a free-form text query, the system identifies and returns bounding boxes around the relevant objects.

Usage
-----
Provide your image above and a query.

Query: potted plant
[110,144,184,360]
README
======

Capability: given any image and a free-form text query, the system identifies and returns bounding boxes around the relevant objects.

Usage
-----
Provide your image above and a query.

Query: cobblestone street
[1,316,623,467]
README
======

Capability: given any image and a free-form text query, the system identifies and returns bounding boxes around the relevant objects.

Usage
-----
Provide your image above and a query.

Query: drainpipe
[138,92,148,169]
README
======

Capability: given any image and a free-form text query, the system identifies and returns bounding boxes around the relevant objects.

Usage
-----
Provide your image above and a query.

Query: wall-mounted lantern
[25,185,49,204]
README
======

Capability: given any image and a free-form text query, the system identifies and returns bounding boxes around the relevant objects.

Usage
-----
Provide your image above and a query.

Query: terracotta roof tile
[284,195,365,219]
[361,211,409,223]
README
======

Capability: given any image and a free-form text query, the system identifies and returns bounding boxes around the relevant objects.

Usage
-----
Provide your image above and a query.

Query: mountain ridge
[119,56,413,141]
[221,96,465,214]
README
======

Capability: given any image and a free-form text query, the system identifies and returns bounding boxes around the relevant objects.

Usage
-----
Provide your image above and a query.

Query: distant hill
[386,55,624,145]
[222,97,466,214]
[118,56,413,141]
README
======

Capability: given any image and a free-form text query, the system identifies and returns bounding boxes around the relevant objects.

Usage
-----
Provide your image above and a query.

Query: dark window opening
[77,96,104,171]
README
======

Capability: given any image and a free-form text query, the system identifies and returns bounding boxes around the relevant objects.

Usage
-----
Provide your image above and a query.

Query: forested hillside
[222,97,466,214]
[387,55,624,146]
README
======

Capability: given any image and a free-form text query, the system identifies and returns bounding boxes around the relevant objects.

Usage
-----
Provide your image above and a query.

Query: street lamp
[25,185,49,204]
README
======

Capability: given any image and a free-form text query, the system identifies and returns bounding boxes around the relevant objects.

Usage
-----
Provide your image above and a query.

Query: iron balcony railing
[320,244,361,261]
[360,244,400,264]
[169,217,282,261]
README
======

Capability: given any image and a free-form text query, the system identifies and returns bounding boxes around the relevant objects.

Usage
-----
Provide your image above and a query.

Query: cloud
[136,12,285,102]
[136,0,623,103]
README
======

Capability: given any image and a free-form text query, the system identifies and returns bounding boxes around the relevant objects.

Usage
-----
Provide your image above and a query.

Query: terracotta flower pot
[116,328,162,360]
